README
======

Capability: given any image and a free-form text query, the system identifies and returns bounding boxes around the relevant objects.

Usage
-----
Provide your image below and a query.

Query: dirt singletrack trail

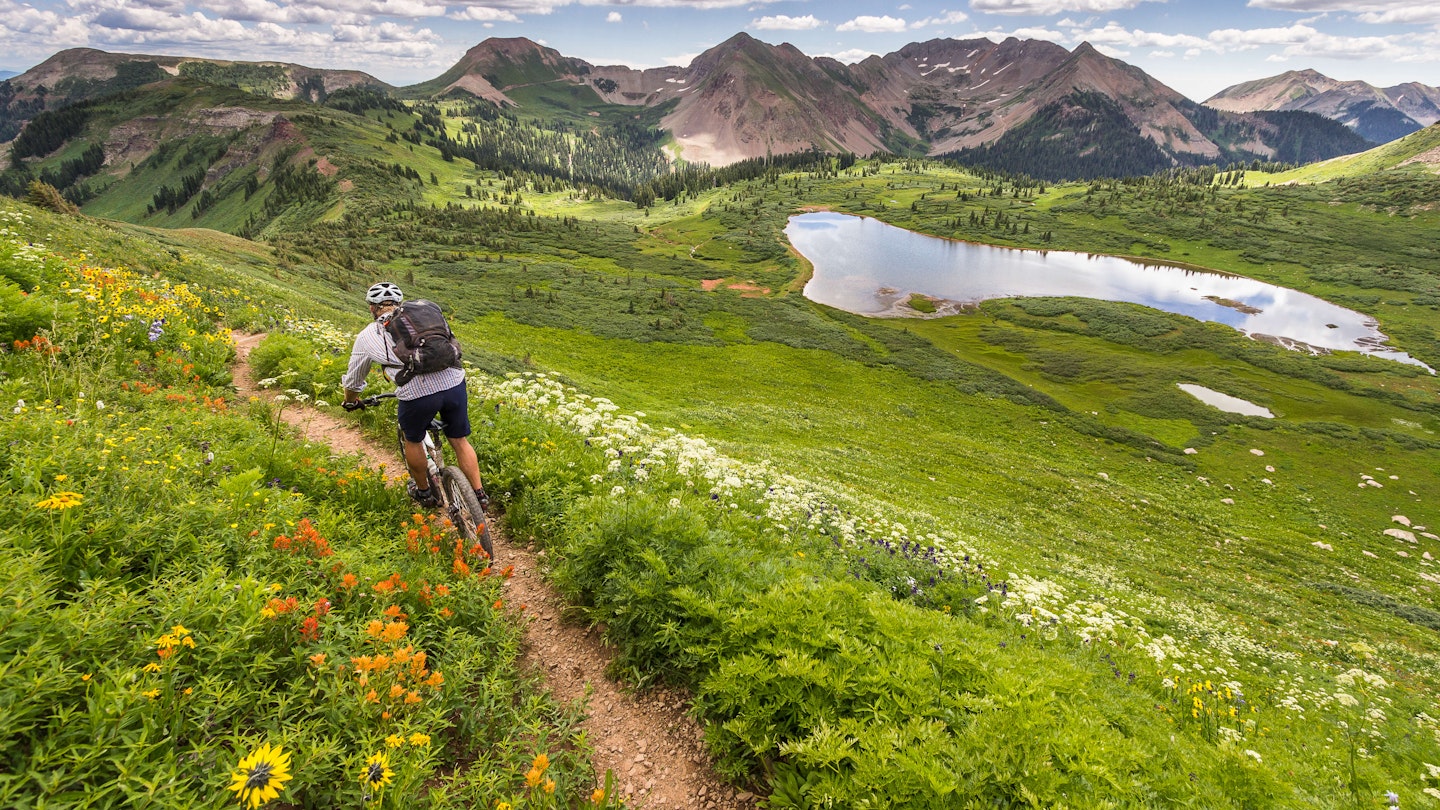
[231,333,758,810]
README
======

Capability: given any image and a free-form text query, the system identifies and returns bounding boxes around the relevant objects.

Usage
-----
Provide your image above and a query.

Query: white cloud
[983,25,1067,41]
[1245,0,1440,24]
[369,0,447,16]
[0,0,65,35]
[450,7,524,22]
[910,10,968,28]
[606,10,621,21]
[1245,0,1381,11]
[664,51,700,66]
[817,47,881,63]
[1074,21,1214,51]
[1207,23,1316,50]
[195,0,361,25]
[972,0,1160,14]
[751,14,821,30]
[837,15,908,33]
[1356,7,1440,24]
[575,0,779,8]
[1269,30,1407,60]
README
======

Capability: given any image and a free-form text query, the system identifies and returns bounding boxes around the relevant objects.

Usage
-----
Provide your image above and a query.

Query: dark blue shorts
[396,382,471,443]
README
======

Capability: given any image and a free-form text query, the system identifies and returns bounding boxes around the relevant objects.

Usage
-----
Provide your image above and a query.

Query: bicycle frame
[349,392,493,558]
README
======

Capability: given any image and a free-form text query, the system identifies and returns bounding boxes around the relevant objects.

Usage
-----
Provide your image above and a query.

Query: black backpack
[382,300,462,385]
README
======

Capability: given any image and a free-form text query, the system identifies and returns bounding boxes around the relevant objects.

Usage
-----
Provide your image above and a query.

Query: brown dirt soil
[698,279,772,296]
[230,332,759,810]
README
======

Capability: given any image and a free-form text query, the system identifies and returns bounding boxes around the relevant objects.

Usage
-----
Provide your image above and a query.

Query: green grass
[0,202,615,809]
[12,125,1440,805]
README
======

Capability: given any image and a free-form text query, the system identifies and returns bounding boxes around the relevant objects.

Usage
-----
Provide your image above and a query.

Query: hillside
[0,47,385,143]
[7,84,1440,807]
[3,37,1398,180]
[1235,122,1440,185]
[1207,69,1440,144]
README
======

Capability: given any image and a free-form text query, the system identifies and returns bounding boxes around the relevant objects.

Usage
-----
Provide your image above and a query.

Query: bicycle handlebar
[344,392,397,411]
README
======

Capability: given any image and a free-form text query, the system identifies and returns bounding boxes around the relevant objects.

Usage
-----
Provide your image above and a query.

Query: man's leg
[447,436,484,494]
[403,439,429,488]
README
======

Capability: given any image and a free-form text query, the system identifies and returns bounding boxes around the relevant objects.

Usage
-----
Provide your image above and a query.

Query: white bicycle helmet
[365,282,403,305]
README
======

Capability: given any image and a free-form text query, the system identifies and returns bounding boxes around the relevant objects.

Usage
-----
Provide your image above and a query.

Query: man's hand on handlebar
[342,393,394,412]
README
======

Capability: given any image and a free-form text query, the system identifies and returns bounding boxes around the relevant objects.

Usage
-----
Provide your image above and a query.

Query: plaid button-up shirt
[341,318,464,401]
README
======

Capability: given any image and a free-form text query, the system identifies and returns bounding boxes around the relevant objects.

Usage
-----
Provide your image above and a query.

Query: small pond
[1176,384,1274,418]
[787,212,1431,371]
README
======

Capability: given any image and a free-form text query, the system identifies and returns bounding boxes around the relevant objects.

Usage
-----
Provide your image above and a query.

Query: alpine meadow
[3,35,1440,810]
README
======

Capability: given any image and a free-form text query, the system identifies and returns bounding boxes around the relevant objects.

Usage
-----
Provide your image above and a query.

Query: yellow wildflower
[35,491,84,510]
[360,751,394,791]
[227,742,293,809]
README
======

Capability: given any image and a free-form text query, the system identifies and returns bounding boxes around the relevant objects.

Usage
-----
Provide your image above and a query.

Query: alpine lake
[788,211,1432,375]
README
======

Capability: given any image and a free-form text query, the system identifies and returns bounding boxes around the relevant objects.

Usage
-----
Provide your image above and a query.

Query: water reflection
[1177,384,1274,418]
[788,212,1431,371]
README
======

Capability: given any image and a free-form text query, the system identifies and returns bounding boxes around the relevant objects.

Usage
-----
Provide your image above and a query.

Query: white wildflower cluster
[471,371,1405,729]
[0,207,29,236]
[1419,713,1440,746]
[1337,667,1390,691]
[281,317,352,355]
[475,373,989,581]
[1,208,45,270]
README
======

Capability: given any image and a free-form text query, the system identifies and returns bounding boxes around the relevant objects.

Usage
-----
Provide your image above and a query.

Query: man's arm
[340,328,378,403]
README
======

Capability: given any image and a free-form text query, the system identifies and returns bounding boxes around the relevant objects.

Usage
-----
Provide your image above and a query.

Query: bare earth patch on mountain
[230,332,757,810]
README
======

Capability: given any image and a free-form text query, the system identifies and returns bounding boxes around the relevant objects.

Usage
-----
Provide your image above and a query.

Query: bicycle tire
[440,466,494,561]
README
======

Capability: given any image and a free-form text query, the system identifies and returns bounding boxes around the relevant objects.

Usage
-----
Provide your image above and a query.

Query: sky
[2,0,1438,101]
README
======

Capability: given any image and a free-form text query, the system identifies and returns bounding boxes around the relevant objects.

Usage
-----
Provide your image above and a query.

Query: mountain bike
[348,392,493,561]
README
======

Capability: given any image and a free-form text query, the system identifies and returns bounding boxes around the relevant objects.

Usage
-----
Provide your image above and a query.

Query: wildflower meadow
[0,200,620,808]
[7,184,1440,809]
[263,303,1440,805]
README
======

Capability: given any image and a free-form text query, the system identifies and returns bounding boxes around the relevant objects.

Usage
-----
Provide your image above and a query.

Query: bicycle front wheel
[439,466,494,561]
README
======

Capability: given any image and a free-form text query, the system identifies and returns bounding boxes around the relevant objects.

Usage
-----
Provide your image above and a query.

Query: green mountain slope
[5,89,1440,805]
[1254,122,1440,184]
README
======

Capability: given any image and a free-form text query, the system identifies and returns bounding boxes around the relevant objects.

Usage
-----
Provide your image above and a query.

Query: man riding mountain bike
[341,282,488,510]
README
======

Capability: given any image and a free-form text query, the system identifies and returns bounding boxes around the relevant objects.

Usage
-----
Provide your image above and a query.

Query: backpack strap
[375,320,401,369]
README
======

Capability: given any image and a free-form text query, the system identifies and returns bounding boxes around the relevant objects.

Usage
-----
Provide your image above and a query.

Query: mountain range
[2,33,1428,180]
[1206,69,1440,145]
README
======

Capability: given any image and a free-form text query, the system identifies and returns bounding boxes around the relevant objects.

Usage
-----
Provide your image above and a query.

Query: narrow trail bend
[230,333,758,810]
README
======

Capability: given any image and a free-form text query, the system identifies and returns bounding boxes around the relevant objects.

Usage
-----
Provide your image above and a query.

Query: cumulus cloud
[195,0,361,25]
[1246,0,1440,24]
[751,14,821,30]
[1355,6,1440,24]
[0,0,66,34]
[1267,30,1406,60]
[1207,23,1316,50]
[606,10,620,21]
[837,15,908,33]
[449,7,522,21]
[575,0,776,8]
[817,47,881,63]
[972,0,1160,14]
[1245,0,1379,11]
[1070,19,1440,67]
[1073,21,1214,52]
[910,10,968,28]
[983,25,1067,42]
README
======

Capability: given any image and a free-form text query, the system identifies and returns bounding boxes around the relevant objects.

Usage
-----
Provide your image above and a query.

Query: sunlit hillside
[4,83,1440,806]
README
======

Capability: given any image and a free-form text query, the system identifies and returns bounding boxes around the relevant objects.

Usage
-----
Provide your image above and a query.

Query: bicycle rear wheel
[439,466,493,561]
